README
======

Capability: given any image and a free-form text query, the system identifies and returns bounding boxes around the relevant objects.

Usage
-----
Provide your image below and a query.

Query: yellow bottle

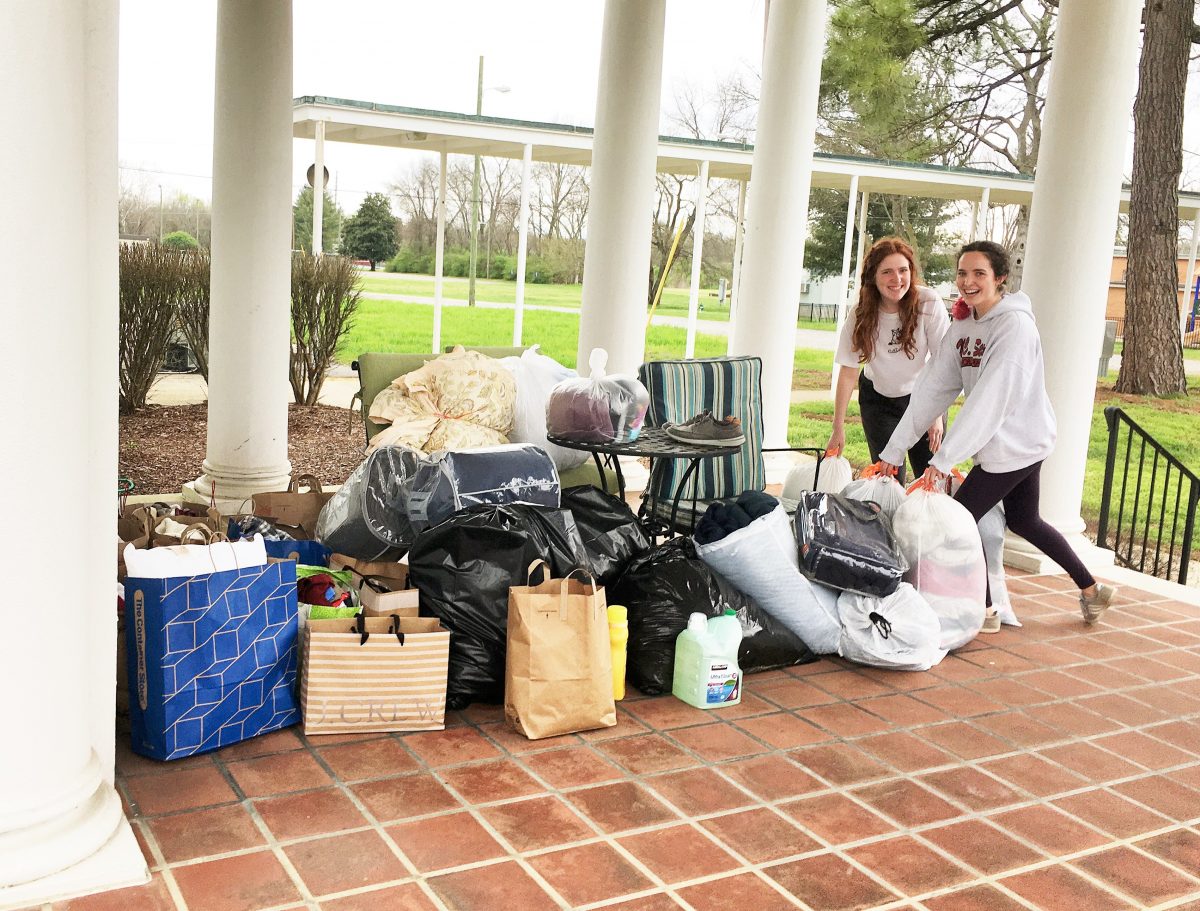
[607,604,628,701]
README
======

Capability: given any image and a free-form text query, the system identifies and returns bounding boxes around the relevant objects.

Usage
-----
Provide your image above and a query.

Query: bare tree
[389,160,441,249]
[1117,0,1192,395]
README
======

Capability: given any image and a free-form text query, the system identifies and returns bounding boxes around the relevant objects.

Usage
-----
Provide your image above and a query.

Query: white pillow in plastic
[892,487,987,650]
[842,472,906,519]
[978,504,1019,626]
[838,583,947,671]
[499,348,588,472]
[694,505,841,654]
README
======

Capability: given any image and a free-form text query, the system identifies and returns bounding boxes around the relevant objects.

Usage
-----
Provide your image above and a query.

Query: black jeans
[857,374,933,485]
[955,460,1096,606]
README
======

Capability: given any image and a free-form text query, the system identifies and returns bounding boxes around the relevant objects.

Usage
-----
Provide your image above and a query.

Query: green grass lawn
[356,272,839,329]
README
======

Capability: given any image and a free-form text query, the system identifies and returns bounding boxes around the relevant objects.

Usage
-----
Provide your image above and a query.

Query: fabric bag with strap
[505,559,616,740]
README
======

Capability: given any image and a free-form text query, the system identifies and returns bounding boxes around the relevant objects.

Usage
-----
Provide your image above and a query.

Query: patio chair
[637,355,825,534]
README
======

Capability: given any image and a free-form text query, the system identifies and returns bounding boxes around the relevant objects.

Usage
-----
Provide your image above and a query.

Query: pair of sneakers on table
[980,582,1116,634]
[664,410,745,447]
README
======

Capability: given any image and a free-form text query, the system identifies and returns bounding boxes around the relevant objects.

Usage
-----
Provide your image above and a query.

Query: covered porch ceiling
[293,95,1200,215]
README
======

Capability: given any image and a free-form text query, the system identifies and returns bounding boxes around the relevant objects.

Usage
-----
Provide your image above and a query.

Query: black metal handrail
[1096,406,1199,585]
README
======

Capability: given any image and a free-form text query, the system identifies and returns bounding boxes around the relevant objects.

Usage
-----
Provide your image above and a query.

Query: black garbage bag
[609,537,817,696]
[559,485,652,586]
[406,503,587,709]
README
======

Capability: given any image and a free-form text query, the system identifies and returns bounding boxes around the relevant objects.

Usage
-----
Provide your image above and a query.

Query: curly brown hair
[851,237,922,363]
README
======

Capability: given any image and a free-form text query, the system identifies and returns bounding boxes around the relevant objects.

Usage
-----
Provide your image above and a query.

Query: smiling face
[873,252,912,310]
[956,251,1006,310]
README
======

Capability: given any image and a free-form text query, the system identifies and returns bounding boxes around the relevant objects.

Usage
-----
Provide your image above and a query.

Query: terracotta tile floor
[34,569,1200,911]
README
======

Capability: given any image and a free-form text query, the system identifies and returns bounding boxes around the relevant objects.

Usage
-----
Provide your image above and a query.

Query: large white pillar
[189,0,294,507]
[0,1,146,905]
[1020,0,1140,541]
[577,0,667,374]
[684,160,711,358]
[513,143,533,346]
[732,0,828,444]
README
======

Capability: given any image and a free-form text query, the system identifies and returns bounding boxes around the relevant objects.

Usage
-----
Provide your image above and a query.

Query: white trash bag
[892,483,987,650]
[978,503,1019,626]
[781,449,853,511]
[694,504,841,655]
[838,583,947,671]
[499,347,588,471]
[841,464,906,519]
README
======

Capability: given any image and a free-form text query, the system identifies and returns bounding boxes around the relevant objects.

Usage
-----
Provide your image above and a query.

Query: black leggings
[955,461,1095,605]
[858,374,933,485]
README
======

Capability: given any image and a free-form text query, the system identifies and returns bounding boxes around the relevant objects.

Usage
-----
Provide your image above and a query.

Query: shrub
[175,247,211,380]
[161,230,200,251]
[290,253,362,405]
[119,243,190,413]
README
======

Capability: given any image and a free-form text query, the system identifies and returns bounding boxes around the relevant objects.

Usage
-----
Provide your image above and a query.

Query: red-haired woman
[827,237,950,482]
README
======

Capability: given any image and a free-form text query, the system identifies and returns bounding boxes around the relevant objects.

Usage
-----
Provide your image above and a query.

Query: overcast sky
[118,1,1200,219]
[118,0,767,208]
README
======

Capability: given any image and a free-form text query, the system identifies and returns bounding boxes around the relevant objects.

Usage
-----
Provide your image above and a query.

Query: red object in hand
[952,300,971,320]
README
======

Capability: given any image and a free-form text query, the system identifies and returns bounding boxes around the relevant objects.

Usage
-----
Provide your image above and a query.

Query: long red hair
[851,237,922,363]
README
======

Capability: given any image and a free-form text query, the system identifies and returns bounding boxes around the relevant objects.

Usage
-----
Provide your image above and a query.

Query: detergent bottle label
[705,662,741,704]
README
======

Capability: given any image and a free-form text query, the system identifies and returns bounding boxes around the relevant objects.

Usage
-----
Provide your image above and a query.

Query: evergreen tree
[292,187,345,255]
[341,192,398,270]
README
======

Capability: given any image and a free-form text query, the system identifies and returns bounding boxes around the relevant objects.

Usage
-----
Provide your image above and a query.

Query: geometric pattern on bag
[128,561,300,760]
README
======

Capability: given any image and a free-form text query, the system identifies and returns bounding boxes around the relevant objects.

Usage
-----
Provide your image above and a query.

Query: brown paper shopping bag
[253,474,333,538]
[505,560,616,740]
[301,614,450,735]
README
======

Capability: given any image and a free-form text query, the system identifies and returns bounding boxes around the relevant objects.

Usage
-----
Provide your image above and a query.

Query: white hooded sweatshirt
[879,291,1056,474]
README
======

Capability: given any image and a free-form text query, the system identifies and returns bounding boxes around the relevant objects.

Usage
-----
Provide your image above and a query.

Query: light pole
[467,57,509,306]
[157,184,164,242]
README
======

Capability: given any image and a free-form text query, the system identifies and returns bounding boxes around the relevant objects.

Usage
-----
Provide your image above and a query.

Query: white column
[513,143,533,346]
[830,175,860,392]
[189,0,294,508]
[1181,208,1200,338]
[433,148,448,354]
[854,192,869,289]
[1020,0,1141,544]
[312,119,325,255]
[727,178,748,355]
[577,0,667,374]
[684,160,711,358]
[974,186,990,242]
[0,1,146,904]
[731,0,829,444]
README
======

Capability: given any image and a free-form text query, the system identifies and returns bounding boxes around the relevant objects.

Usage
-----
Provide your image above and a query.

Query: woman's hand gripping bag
[841,463,906,520]
[838,583,947,671]
[892,479,987,650]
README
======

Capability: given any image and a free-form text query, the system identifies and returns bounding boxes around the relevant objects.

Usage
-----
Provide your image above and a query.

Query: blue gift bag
[225,518,331,566]
[125,559,300,760]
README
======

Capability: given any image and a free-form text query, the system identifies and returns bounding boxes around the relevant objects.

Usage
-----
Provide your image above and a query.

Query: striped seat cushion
[637,356,766,505]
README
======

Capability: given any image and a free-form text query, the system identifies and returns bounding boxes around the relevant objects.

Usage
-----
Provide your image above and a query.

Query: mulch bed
[119,403,365,496]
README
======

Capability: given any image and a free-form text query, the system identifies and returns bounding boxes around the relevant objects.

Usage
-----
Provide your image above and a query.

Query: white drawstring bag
[781,450,853,511]
[978,504,1019,626]
[838,583,947,671]
[892,483,987,650]
[694,505,842,655]
[841,464,906,519]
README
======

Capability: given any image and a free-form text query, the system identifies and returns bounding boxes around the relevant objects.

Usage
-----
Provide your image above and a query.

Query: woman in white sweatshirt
[828,237,949,483]
[879,241,1115,628]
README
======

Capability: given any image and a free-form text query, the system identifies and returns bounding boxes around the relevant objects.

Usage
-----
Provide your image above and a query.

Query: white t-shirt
[834,286,950,398]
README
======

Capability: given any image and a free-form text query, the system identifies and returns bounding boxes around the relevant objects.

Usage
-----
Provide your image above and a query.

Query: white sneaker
[1080,583,1116,625]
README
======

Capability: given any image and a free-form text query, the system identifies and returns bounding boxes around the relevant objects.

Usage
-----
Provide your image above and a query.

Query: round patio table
[547,426,742,536]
